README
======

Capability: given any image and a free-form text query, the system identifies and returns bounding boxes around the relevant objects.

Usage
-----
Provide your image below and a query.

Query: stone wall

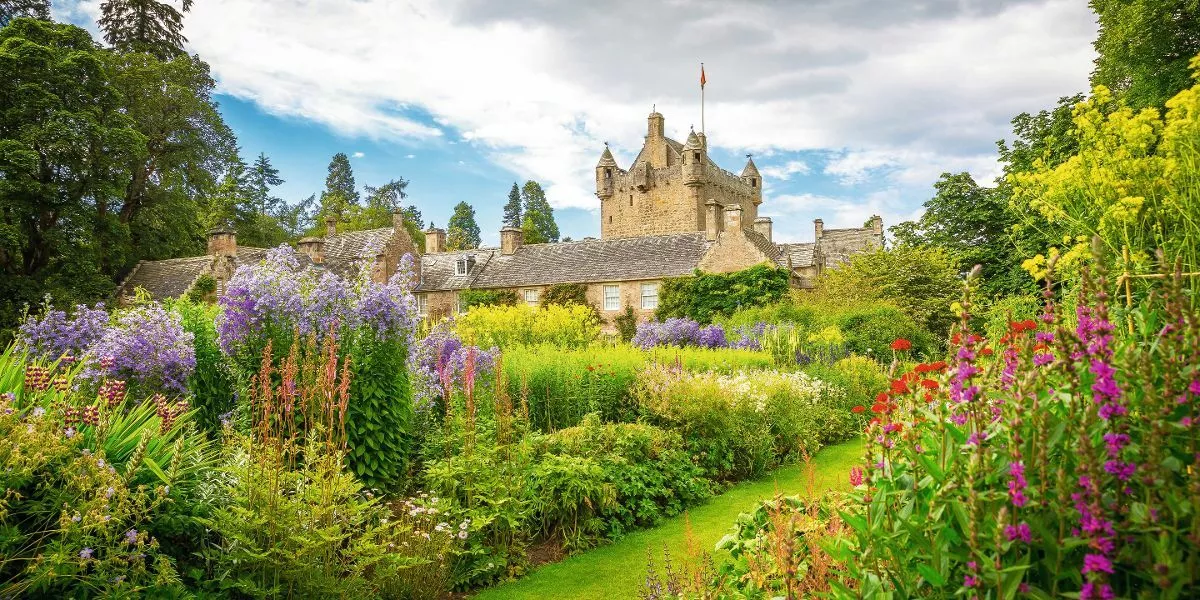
[697,229,774,274]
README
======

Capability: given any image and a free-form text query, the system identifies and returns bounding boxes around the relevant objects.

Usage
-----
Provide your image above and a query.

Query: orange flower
[923,392,934,402]
[921,379,939,390]
[852,405,866,413]
[890,379,909,394]
[980,347,994,357]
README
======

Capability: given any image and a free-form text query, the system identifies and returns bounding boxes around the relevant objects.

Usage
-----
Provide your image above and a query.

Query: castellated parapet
[596,111,762,239]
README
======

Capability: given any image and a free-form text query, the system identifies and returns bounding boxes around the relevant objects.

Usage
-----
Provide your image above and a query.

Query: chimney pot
[500,226,523,255]
[325,216,338,238]
[814,218,824,240]
[393,208,405,231]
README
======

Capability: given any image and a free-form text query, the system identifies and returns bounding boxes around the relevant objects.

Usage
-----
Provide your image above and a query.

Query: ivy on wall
[655,264,790,324]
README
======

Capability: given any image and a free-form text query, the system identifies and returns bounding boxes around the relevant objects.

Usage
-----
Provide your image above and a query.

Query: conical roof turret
[597,144,617,168]
[683,128,703,151]
[741,156,760,178]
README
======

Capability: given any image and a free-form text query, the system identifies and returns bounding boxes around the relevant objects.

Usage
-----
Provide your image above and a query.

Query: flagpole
[700,62,705,135]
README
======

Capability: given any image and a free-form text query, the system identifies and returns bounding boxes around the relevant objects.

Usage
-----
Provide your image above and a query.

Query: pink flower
[1082,553,1113,574]
[849,466,865,486]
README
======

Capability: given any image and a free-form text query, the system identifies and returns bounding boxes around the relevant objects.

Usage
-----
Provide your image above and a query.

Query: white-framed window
[453,293,462,314]
[417,294,428,317]
[640,282,659,309]
[603,284,620,311]
[524,288,540,306]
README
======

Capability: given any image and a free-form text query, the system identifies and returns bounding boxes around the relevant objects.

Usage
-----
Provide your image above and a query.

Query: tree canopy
[98,0,194,59]
[503,182,522,228]
[520,180,558,243]
[446,201,481,250]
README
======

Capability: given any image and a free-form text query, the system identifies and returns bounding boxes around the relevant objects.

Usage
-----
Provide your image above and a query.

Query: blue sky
[56,0,1099,246]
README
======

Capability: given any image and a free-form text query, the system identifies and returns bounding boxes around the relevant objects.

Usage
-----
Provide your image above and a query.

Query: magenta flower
[1082,553,1113,575]
[1005,522,1032,543]
[849,466,865,486]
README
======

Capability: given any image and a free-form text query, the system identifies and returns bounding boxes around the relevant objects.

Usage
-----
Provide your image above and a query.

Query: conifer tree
[248,153,284,215]
[320,152,359,222]
[446,201,481,250]
[0,0,50,26]
[98,0,193,59]
[502,182,522,228]
[521,180,559,243]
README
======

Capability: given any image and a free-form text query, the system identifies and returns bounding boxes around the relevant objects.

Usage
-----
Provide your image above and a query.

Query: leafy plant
[459,288,519,310]
[656,264,790,324]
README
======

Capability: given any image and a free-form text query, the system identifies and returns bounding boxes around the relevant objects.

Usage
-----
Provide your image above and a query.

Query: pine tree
[446,201,481,250]
[204,157,249,230]
[248,153,284,215]
[502,182,522,228]
[0,0,50,26]
[320,152,359,222]
[521,214,548,244]
[521,180,559,243]
[98,0,193,59]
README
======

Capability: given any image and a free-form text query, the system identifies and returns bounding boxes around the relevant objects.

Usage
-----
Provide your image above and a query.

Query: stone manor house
[116,110,883,322]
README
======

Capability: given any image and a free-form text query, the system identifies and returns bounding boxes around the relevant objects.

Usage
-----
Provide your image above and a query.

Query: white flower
[457,530,468,540]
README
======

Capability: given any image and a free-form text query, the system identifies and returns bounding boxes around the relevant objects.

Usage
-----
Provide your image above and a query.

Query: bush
[833,303,936,359]
[502,344,645,430]
[455,303,600,349]
[614,306,638,342]
[540,283,589,308]
[167,298,235,436]
[459,288,518,310]
[817,246,961,336]
[655,264,790,324]
[635,366,847,480]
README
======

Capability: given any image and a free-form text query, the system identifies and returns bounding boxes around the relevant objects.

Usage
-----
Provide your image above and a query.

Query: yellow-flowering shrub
[454,303,600,349]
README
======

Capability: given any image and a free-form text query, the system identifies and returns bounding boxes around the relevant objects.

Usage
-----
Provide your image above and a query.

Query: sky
[54,0,1098,247]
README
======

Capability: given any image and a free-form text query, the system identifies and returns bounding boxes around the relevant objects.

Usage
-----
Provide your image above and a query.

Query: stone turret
[596,144,617,199]
[682,129,705,185]
[741,156,762,205]
[647,110,665,139]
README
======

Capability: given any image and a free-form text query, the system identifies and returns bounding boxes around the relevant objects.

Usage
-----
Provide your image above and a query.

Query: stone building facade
[115,109,883,325]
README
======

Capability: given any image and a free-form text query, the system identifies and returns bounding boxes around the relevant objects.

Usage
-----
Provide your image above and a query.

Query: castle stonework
[596,111,761,239]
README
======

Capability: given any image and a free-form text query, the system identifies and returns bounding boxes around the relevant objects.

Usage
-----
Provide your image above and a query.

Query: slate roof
[744,229,784,265]
[118,256,212,300]
[819,228,882,266]
[321,227,394,276]
[419,232,714,291]
[777,242,816,268]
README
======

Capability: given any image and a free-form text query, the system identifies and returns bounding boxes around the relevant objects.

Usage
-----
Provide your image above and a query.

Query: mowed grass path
[473,438,863,600]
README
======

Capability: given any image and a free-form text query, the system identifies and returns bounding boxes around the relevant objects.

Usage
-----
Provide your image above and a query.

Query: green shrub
[459,289,518,310]
[833,304,936,359]
[346,330,415,492]
[646,346,777,373]
[614,306,638,342]
[803,355,888,431]
[166,297,235,436]
[186,274,217,303]
[456,304,600,349]
[503,344,644,430]
[816,246,961,336]
[540,283,589,307]
[979,293,1042,342]
[656,264,790,324]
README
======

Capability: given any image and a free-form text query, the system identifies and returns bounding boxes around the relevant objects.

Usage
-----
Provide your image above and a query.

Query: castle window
[603,285,620,311]
[605,168,612,180]
[417,294,428,317]
[609,215,612,224]
[640,283,659,309]
[629,195,633,206]
[751,179,757,188]
[524,288,540,306]
[693,151,700,163]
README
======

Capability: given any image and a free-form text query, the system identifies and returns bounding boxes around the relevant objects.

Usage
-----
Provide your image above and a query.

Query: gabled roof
[744,229,784,265]
[118,256,212,300]
[777,242,816,268]
[321,227,394,276]
[418,232,714,291]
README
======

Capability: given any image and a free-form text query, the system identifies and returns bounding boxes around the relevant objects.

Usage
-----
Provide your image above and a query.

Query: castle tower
[741,156,762,206]
[595,144,617,200]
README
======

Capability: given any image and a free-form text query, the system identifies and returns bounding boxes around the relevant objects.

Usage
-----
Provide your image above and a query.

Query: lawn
[473,438,864,600]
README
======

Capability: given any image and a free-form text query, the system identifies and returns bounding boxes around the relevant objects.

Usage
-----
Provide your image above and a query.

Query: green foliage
[0,1,48,25]
[1091,0,1200,110]
[503,182,523,228]
[979,293,1043,343]
[186,273,216,303]
[656,264,790,324]
[818,246,961,337]
[614,306,638,342]
[320,152,359,221]
[447,201,482,250]
[459,288,519,310]
[167,297,234,436]
[455,304,600,350]
[520,181,558,243]
[540,283,588,308]
[889,172,1033,298]
[98,0,193,59]
[502,345,645,430]
[346,330,415,492]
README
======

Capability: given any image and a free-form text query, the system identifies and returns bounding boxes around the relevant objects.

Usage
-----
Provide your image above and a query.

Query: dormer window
[455,254,475,276]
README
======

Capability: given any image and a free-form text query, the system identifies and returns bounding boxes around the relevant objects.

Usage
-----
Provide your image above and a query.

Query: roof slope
[777,242,816,268]
[418,249,496,291]
[442,232,712,290]
[322,227,394,276]
[119,256,212,300]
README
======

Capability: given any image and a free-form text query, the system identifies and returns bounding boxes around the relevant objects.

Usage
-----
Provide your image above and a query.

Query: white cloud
[352,151,365,158]
[406,154,416,159]
[758,160,811,181]
[63,0,1095,213]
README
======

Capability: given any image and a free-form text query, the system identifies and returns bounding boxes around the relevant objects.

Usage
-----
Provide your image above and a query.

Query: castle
[116,110,884,325]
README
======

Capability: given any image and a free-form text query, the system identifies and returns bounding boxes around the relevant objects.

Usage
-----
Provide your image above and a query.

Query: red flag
[700,64,706,88]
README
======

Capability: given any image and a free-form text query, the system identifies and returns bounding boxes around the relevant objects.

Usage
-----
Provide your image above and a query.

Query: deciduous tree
[446,201,481,250]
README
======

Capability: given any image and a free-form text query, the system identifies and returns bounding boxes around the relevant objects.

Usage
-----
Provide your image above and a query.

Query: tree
[0,1,49,25]
[521,180,559,243]
[502,182,522,228]
[888,173,1032,298]
[98,0,194,59]
[818,246,961,337]
[248,153,284,216]
[521,214,547,244]
[1090,0,1200,110]
[446,201,481,250]
[320,152,359,222]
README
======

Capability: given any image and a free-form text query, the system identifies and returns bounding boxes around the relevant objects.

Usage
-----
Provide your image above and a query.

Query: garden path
[472,438,863,599]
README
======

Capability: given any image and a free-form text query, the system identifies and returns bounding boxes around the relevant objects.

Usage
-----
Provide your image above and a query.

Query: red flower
[914,363,932,374]
[951,332,962,344]
[923,392,935,402]
[891,338,912,351]
[875,392,890,404]
[871,403,888,414]
[852,405,866,413]
[901,371,921,383]
[930,361,949,371]
[980,347,994,357]
[890,379,909,394]
[921,379,939,390]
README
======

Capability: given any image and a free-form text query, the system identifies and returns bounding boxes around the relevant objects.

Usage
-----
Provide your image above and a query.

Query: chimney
[753,217,773,242]
[723,204,744,232]
[705,199,721,241]
[207,227,236,258]
[424,227,446,254]
[869,215,883,236]
[500,226,523,255]
[297,236,324,264]
[392,208,405,231]
[325,216,338,238]
[814,218,824,240]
